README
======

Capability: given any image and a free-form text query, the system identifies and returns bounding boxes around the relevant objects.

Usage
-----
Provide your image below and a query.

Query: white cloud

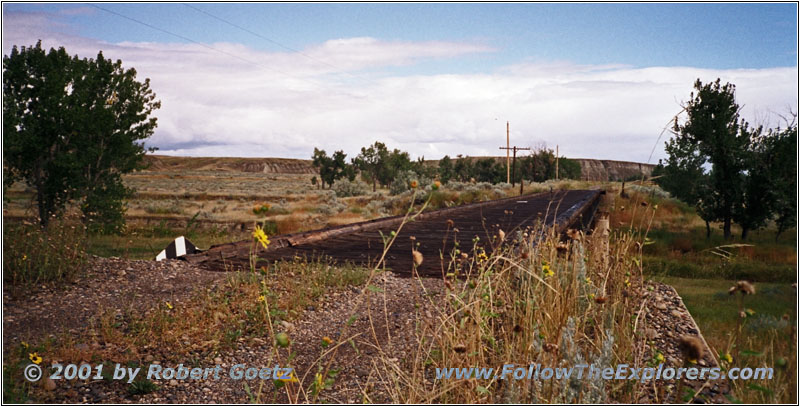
[3,10,797,163]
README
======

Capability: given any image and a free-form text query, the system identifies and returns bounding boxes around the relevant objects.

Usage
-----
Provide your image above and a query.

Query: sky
[2,2,797,163]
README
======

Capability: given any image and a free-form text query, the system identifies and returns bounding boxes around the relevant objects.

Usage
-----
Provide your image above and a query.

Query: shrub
[3,216,88,286]
[390,170,431,195]
[332,179,369,197]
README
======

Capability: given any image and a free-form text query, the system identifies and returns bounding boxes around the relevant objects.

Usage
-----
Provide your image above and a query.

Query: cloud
[2,10,797,164]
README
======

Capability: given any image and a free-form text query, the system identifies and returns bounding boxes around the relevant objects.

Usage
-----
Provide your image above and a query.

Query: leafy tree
[453,156,473,182]
[353,141,386,192]
[735,124,774,240]
[3,41,159,232]
[311,148,352,188]
[769,121,797,240]
[437,155,455,183]
[311,148,334,188]
[667,79,750,239]
[558,157,581,180]
[473,158,505,183]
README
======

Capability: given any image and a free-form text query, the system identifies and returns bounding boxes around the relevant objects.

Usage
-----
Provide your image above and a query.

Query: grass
[2,216,88,288]
[611,183,797,404]
[661,277,796,403]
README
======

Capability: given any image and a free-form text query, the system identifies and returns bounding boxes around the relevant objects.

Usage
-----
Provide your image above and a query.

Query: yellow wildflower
[688,358,698,365]
[322,336,332,346]
[655,352,665,363]
[722,353,733,363]
[278,369,299,383]
[165,301,173,310]
[22,254,27,261]
[258,295,265,302]
[252,225,270,249]
[542,263,554,278]
[315,372,324,388]
[21,341,29,349]
[624,278,631,287]
[29,352,42,364]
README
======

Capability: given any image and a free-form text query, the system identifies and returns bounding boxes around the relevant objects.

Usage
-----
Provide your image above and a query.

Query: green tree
[769,121,797,240]
[311,148,334,188]
[668,79,749,239]
[735,124,773,240]
[353,141,386,192]
[437,155,455,183]
[3,41,159,232]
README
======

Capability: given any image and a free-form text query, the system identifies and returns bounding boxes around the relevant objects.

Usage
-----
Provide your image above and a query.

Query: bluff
[574,158,655,181]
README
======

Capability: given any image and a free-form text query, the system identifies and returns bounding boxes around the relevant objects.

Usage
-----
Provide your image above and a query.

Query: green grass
[86,225,247,260]
[657,277,796,350]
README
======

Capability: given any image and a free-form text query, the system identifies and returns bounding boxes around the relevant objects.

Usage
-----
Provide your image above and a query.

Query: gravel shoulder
[4,257,727,404]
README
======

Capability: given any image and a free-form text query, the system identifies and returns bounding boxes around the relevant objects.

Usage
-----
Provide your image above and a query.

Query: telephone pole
[499,145,531,187]
[505,121,510,184]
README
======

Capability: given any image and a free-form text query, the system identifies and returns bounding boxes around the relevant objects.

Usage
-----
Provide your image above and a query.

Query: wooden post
[506,121,510,184]
[511,146,517,187]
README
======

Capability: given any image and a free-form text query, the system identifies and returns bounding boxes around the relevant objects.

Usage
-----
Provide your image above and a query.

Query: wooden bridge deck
[186,189,602,276]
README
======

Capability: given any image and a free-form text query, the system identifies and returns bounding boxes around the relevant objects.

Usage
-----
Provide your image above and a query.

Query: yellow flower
[278,369,299,383]
[315,372,324,388]
[588,293,595,300]
[21,341,29,349]
[29,352,42,365]
[322,336,332,346]
[165,301,173,310]
[624,278,631,287]
[542,263,554,278]
[21,254,27,261]
[688,358,698,365]
[252,225,271,249]
[722,353,733,363]
[655,352,665,363]
[258,295,265,302]
[584,277,592,285]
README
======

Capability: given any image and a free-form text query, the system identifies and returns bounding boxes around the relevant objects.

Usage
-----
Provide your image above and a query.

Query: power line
[91,4,325,89]
[181,3,378,87]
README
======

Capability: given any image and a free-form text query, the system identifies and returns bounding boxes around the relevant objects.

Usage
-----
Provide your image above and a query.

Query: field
[2,159,796,404]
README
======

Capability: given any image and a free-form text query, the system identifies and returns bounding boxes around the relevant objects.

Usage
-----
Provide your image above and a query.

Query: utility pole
[506,121,510,184]
[499,145,530,187]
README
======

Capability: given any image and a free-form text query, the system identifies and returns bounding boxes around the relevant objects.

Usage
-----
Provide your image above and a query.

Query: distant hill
[142,155,316,174]
[142,154,654,181]
[572,158,656,181]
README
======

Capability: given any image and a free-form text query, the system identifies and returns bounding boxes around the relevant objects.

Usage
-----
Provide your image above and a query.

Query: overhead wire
[91,4,345,92]
[181,3,380,87]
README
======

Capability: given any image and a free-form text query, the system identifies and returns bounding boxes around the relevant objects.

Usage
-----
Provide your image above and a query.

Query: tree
[3,41,159,232]
[353,141,386,192]
[437,155,454,184]
[735,124,773,240]
[769,121,797,240]
[311,148,351,188]
[667,79,750,239]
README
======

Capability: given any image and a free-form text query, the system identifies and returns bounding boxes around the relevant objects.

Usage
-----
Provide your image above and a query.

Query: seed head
[678,335,704,363]
[412,250,423,266]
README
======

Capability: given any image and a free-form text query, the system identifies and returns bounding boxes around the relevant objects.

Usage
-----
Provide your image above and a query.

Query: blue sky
[2,3,798,161]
